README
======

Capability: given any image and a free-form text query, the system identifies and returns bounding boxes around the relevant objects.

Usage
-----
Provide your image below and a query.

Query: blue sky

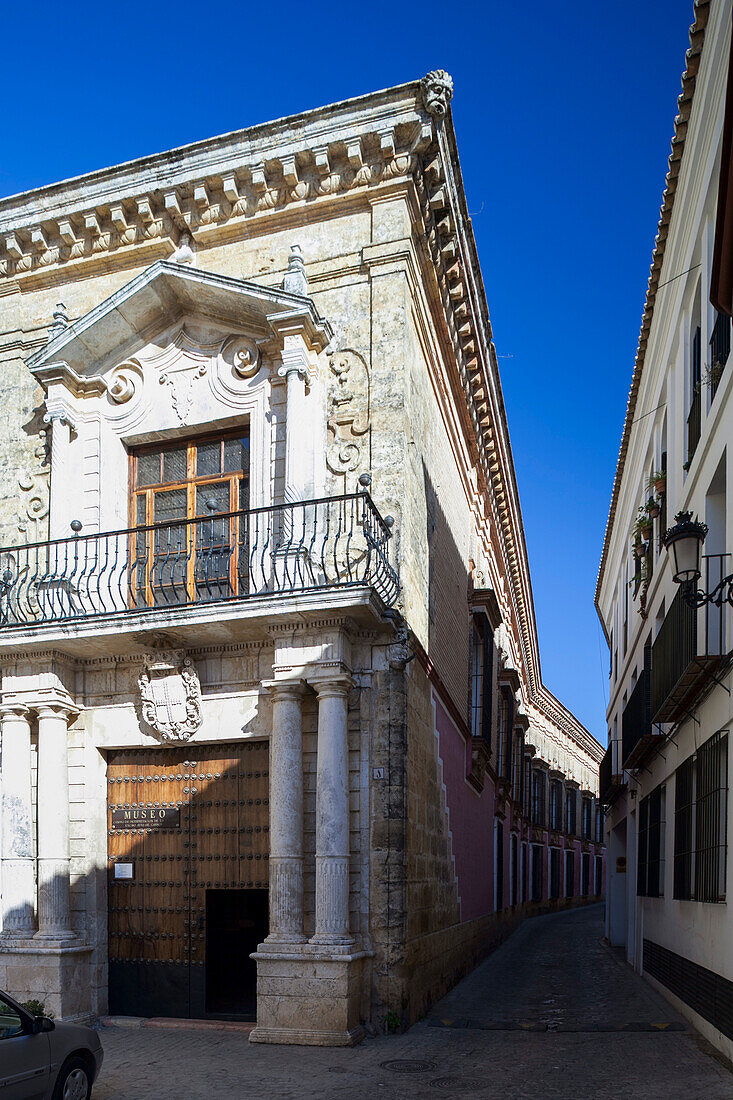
[1,1,695,741]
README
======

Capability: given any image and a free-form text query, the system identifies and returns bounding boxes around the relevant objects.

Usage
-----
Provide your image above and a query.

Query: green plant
[647,470,666,493]
[21,999,53,1019]
[683,459,692,472]
[382,1008,402,1033]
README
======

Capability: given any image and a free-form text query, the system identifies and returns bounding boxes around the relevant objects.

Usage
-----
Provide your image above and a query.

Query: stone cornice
[0,83,430,283]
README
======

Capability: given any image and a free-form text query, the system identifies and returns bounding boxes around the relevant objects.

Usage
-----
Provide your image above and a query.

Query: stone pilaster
[34,704,76,941]
[0,704,35,937]
[311,676,354,947]
[263,680,306,945]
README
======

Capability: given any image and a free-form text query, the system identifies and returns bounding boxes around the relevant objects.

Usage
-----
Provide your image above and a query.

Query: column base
[33,929,77,944]
[250,948,369,1046]
[0,941,93,1021]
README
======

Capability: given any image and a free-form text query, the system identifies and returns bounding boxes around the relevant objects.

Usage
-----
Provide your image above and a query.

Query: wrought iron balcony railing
[0,492,399,629]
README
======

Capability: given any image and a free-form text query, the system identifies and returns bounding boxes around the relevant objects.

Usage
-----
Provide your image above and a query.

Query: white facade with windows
[597,0,733,1060]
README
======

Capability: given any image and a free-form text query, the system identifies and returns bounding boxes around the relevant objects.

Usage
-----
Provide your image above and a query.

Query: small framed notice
[114,863,134,880]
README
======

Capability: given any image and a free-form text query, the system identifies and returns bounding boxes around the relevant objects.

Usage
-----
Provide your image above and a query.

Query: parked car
[0,988,103,1099]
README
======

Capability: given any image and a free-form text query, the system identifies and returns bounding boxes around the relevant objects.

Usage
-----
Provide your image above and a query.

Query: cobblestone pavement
[93,905,732,1099]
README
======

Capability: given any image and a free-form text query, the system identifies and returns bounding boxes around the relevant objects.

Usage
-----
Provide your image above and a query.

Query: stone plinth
[0,941,93,1022]
[249,949,369,1046]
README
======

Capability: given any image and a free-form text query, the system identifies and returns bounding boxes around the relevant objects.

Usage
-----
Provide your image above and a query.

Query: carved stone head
[420,70,454,118]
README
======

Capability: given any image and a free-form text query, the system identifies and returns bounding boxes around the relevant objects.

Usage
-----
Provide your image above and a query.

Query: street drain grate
[380,1059,438,1073]
[429,1076,485,1092]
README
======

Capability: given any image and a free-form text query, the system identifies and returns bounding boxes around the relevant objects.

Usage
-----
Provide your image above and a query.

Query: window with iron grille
[581,852,590,896]
[512,731,524,804]
[581,796,592,839]
[673,731,728,902]
[565,789,577,836]
[523,758,531,818]
[565,849,575,897]
[695,731,728,902]
[550,848,561,899]
[709,310,731,400]
[594,855,603,896]
[549,779,562,831]
[637,784,665,897]
[673,756,694,900]
[497,689,513,780]
[495,818,504,911]
[521,842,528,904]
[531,770,546,827]
[687,325,702,463]
[595,805,604,844]
[530,844,543,901]
[470,614,494,744]
[510,833,518,907]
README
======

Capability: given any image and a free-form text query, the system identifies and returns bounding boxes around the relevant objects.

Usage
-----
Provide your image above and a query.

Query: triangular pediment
[27,260,332,384]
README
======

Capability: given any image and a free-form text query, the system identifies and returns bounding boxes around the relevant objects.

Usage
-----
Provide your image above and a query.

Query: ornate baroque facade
[0,71,603,1043]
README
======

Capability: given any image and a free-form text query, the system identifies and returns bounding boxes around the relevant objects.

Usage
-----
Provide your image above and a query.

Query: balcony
[0,492,399,636]
[650,566,729,725]
[621,667,659,769]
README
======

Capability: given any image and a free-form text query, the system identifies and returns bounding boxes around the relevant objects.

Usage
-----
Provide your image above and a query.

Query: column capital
[311,674,354,698]
[262,678,308,701]
[35,702,80,723]
[0,702,30,719]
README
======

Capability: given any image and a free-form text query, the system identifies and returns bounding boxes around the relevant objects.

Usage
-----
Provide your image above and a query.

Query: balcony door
[131,433,249,607]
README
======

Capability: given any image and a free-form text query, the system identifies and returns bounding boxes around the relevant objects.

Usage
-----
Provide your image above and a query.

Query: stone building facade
[0,71,604,1044]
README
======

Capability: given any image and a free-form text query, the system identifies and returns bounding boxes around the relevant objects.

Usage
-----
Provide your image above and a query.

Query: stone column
[311,677,354,947]
[34,705,75,941]
[264,680,306,945]
[0,705,35,937]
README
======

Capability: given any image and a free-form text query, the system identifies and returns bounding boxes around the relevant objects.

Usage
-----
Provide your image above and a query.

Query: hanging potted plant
[648,470,666,496]
[647,494,660,520]
[636,505,653,542]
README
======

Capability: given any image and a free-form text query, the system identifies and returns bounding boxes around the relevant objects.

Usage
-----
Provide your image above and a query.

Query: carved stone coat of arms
[138,652,202,741]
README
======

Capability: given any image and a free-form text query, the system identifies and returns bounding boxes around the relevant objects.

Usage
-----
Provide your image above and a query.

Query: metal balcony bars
[0,491,399,628]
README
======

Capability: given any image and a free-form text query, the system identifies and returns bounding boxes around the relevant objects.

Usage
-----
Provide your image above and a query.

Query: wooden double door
[107,742,269,1019]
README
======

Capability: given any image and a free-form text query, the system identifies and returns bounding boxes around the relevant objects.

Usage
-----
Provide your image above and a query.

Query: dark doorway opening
[205,888,268,1019]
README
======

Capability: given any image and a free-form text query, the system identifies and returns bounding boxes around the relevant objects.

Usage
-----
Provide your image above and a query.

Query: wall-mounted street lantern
[663,510,733,607]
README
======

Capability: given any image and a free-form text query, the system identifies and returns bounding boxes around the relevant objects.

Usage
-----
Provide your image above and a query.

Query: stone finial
[171,230,195,265]
[49,302,69,339]
[283,244,308,296]
[420,69,454,118]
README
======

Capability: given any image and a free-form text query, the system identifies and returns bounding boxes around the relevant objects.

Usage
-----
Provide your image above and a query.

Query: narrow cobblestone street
[93,904,732,1099]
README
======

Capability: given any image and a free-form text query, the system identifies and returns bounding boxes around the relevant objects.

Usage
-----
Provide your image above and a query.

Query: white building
[597,0,733,1061]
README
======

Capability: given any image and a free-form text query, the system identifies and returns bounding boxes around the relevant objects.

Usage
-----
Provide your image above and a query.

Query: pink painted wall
[433,694,494,920]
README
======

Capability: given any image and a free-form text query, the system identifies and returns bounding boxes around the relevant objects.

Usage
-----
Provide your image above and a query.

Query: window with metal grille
[709,310,731,400]
[530,844,543,901]
[581,852,590,896]
[470,614,493,745]
[497,689,513,780]
[594,855,603,896]
[495,819,504,911]
[550,848,561,899]
[566,789,577,836]
[510,833,518,907]
[581,797,592,839]
[595,805,604,844]
[688,325,702,463]
[565,849,574,897]
[549,779,562,831]
[673,756,694,900]
[637,784,665,897]
[523,758,531,818]
[513,731,524,803]
[531,769,546,826]
[521,842,528,904]
[695,731,728,902]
